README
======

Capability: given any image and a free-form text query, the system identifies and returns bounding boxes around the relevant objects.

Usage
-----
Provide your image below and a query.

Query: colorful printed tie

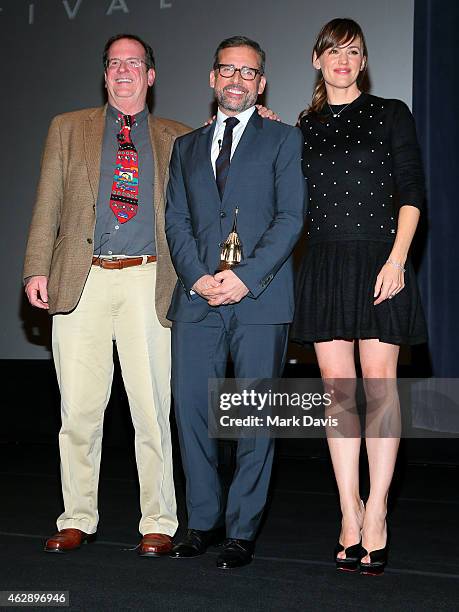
[110,114,139,223]
[215,116,239,199]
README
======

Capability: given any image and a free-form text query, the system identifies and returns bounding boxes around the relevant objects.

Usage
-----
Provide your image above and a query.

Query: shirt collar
[216,105,256,130]
[108,104,149,126]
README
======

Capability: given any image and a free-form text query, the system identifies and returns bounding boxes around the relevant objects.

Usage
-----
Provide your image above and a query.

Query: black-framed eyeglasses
[216,64,263,81]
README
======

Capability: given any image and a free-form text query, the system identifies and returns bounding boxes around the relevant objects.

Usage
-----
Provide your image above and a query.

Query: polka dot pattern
[301,93,398,241]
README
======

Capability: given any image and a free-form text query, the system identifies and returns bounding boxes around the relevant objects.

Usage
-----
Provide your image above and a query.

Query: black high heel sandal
[359,544,388,576]
[334,541,363,572]
[360,526,389,576]
[334,499,365,572]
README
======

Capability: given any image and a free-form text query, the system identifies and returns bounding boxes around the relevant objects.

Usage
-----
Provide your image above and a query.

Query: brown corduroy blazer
[23,106,191,327]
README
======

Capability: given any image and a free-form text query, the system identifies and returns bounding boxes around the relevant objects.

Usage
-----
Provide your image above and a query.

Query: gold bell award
[217,207,243,271]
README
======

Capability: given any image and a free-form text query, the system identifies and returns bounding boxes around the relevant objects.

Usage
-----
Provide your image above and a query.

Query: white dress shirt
[210,106,257,177]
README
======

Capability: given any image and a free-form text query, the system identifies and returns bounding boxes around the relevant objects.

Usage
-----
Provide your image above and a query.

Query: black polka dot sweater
[300,93,425,244]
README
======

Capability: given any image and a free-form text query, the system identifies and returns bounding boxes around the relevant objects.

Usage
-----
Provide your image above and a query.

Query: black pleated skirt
[290,240,428,346]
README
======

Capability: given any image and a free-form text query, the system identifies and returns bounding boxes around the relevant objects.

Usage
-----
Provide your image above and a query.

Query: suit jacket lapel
[222,111,263,206]
[198,122,221,202]
[84,106,105,204]
[148,116,172,214]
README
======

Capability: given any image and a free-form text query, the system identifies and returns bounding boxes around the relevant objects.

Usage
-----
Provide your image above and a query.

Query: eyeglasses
[216,64,263,81]
[106,57,147,70]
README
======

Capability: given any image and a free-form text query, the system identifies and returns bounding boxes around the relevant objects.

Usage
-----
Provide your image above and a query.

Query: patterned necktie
[110,114,139,223]
[215,116,239,199]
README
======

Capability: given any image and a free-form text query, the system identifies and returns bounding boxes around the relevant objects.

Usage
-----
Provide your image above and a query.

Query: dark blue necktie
[215,116,239,199]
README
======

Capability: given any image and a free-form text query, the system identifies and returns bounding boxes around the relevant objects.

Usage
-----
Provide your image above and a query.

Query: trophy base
[216,261,237,273]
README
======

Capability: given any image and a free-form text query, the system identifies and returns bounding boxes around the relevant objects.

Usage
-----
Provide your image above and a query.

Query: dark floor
[1,441,458,612]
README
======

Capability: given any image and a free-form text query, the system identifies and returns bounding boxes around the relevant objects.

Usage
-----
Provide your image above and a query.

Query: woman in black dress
[291,18,427,575]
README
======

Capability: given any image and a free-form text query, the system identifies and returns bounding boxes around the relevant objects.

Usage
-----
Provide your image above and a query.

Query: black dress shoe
[216,538,254,569]
[169,528,224,558]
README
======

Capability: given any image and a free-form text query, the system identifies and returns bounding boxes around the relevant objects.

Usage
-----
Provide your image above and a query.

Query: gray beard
[216,88,258,114]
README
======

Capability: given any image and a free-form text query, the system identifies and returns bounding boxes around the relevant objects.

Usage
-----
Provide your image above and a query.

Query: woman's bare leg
[315,340,364,558]
[359,338,400,563]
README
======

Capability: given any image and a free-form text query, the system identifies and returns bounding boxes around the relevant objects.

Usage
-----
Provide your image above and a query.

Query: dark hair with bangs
[300,18,368,120]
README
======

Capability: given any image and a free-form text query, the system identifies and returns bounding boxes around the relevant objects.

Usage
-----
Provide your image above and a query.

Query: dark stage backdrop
[0,1,457,464]
[0,0,416,359]
[414,0,459,376]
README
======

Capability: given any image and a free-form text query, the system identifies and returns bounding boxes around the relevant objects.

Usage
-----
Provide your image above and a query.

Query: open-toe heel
[360,521,389,576]
[360,544,388,576]
[334,541,363,572]
[334,500,365,572]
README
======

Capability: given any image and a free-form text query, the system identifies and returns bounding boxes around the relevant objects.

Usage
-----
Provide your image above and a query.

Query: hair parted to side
[299,18,368,121]
[103,33,156,71]
[213,36,266,74]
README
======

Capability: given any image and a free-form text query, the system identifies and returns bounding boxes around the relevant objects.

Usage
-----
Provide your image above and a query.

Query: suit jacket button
[220,211,226,218]
[87,238,93,244]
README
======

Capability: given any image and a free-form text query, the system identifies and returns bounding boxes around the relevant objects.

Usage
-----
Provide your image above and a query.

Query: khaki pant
[52,263,176,535]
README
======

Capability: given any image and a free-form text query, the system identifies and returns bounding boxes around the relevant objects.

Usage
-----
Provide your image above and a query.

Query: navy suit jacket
[165,111,307,324]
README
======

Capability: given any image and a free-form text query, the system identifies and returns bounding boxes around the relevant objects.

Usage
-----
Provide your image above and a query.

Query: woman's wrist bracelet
[387,259,406,273]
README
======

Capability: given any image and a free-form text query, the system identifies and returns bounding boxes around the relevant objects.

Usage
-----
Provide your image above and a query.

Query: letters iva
[25,1,173,25]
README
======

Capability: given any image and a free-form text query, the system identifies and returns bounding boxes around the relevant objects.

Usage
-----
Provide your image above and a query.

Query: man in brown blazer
[23,33,190,556]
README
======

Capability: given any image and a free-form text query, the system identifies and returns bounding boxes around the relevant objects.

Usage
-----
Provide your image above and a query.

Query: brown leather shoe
[44,528,96,553]
[138,533,173,557]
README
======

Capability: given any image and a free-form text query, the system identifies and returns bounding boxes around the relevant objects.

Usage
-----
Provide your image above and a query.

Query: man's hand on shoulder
[204,115,217,127]
[205,270,249,306]
[255,104,281,122]
[25,275,49,309]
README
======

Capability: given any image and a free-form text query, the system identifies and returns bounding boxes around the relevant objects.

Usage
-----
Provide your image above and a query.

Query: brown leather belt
[92,255,157,269]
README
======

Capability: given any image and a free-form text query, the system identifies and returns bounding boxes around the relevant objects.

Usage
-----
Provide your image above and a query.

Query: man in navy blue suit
[165,36,307,568]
